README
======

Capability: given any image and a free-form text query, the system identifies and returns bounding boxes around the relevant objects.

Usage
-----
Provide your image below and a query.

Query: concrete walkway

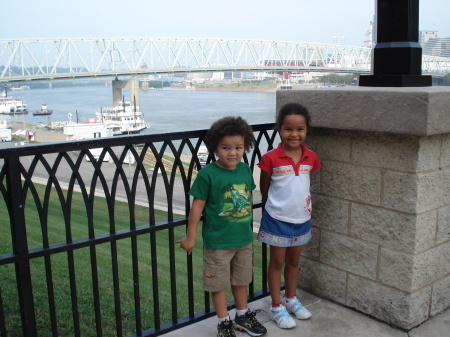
[162,290,449,337]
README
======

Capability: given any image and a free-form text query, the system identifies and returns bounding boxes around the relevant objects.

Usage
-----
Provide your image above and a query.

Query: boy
[176,116,267,337]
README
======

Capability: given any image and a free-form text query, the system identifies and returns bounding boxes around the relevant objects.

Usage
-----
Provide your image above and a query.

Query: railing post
[5,155,37,337]
[359,0,432,87]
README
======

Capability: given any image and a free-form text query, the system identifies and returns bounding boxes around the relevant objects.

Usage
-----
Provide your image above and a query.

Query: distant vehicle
[120,150,136,164]
[85,148,111,162]
[0,128,12,142]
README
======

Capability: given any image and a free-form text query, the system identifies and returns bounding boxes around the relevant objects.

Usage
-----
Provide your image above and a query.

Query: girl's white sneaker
[269,304,296,329]
[283,296,312,320]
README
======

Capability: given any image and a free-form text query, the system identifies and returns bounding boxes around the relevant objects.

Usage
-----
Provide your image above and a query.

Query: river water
[3,86,276,134]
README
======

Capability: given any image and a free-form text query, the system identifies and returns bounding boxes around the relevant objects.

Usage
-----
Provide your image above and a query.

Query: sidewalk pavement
[162,290,449,337]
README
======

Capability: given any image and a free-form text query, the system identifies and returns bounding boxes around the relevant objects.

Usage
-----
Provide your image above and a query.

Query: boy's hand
[175,236,196,254]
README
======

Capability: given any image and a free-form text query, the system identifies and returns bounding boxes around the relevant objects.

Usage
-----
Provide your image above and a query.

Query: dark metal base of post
[358,74,432,87]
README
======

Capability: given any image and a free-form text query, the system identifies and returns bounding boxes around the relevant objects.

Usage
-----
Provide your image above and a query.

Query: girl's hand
[175,236,196,254]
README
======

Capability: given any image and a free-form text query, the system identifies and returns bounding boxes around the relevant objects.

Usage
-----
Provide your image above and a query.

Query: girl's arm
[259,170,272,204]
[175,197,206,254]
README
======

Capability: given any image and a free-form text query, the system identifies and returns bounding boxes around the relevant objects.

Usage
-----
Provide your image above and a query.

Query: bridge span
[1,37,449,83]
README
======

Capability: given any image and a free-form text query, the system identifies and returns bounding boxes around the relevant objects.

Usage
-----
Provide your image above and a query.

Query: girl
[257,102,321,329]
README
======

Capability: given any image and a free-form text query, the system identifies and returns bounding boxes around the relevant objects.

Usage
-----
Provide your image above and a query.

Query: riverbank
[192,83,277,92]
[165,83,321,92]
[0,122,67,148]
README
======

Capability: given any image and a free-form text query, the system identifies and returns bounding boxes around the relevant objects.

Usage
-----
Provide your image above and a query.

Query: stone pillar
[277,87,450,329]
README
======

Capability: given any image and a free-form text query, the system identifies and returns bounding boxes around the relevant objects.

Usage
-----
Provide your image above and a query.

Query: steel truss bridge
[1,37,449,83]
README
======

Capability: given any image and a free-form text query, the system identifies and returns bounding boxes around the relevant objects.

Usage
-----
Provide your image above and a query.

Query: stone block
[351,132,441,173]
[377,242,450,294]
[441,134,450,168]
[418,170,450,212]
[383,171,418,213]
[311,172,320,193]
[379,248,414,291]
[347,275,431,330]
[321,161,381,205]
[307,128,352,163]
[320,231,378,280]
[311,194,349,234]
[301,226,320,261]
[410,241,450,290]
[431,274,450,316]
[352,132,420,172]
[437,205,450,245]
[417,136,442,172]
[350,203,435,254]
[415,211,438,252]
[298,258,347,304]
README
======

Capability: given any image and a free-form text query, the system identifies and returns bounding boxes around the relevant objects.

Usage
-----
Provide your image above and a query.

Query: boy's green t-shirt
[189,162,256,249]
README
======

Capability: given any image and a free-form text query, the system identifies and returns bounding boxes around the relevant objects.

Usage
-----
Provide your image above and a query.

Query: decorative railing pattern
[0,123,278,337]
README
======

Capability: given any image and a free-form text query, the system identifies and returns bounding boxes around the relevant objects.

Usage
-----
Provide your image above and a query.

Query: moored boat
[0,90,28,114]
[63,117,114,140]
[33,103,53,116]
[10,86,30,91]
[96,99,148,135]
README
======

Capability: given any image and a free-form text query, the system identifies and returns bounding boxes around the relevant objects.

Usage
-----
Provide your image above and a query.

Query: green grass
[0,183,265,337]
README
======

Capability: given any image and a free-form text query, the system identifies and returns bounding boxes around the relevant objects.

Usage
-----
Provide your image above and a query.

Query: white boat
[96,99,147,135]
[0,90,28,114]
[10,86,30,91]
[63,117,114,139]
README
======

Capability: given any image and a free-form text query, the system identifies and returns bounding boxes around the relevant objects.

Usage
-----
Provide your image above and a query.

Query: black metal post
[359,0,432,87]
[6,156,38,336]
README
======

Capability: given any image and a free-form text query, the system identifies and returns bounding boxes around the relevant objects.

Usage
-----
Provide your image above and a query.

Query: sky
[1,0,449,47]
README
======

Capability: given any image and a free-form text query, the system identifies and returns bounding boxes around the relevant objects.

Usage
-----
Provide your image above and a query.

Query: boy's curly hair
[204,116,256,155]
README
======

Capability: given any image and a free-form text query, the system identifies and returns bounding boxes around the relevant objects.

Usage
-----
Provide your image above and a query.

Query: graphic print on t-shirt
[305,195,311,215]
[218,183,252,220]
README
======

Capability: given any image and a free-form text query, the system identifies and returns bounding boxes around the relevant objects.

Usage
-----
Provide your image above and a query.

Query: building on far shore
[419,30,450,57]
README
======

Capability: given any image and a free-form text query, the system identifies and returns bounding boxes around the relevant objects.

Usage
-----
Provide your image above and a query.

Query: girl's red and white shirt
[258,142,321,223]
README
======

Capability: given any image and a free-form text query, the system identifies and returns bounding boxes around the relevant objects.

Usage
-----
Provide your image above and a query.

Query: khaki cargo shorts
[202,243,253,292]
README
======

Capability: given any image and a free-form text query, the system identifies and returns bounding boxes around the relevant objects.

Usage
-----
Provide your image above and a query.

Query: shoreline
[158,83,278,93]
[163,83,319,93]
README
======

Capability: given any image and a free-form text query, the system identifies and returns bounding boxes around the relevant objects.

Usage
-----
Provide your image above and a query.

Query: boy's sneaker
[269,304,296,329]
[234,309,267,336]
[283,296,312,320]
[217,319,236,337]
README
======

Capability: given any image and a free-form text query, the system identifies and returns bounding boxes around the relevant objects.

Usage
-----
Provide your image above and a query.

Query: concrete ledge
[277,86,450,136]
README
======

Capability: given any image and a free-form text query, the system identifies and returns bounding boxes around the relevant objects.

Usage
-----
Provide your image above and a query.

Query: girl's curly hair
[204,116,256,155]
[275,102,311,134]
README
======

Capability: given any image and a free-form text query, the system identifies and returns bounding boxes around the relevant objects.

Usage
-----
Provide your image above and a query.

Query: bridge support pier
[276,86,450,330]
[112,78,140,108]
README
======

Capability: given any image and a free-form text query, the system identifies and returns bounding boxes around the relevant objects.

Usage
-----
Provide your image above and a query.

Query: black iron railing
[0,123,278,337]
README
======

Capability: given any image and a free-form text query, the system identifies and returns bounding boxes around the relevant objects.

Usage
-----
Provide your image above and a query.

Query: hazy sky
[2,0,449,46]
